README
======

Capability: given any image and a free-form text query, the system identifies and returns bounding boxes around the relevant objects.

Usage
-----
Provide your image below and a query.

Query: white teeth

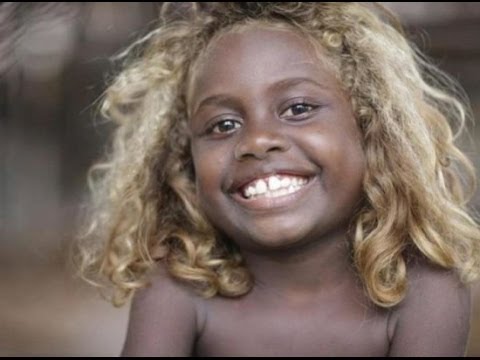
[268,176,281,191]
[241,175,310,199]
[255,179,267,195]
[281,177,291,188]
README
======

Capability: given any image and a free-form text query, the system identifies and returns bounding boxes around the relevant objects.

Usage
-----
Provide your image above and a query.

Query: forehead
[188,26,339,108]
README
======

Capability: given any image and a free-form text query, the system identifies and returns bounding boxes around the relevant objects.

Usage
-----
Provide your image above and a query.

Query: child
[76,3,480,356]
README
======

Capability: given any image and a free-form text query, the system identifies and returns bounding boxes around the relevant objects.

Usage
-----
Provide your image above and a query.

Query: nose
[234,120,291,161]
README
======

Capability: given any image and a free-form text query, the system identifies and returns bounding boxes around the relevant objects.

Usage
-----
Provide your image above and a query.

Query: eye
[208,119,242,134]
[281,102,318,118]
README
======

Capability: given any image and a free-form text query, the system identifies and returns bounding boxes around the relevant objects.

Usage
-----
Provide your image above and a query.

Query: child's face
[188,26,365,252]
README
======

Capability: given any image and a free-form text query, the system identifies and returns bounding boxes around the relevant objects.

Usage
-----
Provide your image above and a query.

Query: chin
[243,227,311,251]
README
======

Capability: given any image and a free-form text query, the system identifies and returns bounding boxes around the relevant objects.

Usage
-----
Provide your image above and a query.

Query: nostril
[267,145,285,153]
[233,133,291,161]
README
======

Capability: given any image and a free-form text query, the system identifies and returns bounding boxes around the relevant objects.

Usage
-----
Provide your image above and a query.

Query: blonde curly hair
[75,2,480,307]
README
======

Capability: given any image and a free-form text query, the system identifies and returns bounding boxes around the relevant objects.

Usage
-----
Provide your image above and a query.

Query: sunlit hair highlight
[75,2,480,307]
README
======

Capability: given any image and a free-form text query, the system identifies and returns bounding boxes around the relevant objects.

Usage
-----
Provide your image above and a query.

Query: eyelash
[205,101,320,135]
[207,118,242,135]
[280,100,320,119]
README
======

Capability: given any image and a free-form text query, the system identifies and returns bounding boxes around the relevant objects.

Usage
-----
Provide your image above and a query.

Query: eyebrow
[192,95,240,117]
[192,76,328,116]
[270,77,329,92]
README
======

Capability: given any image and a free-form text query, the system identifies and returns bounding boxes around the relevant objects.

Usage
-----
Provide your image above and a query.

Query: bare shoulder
[403,259,470,303]
[137,264,200,307]
[121,263,205,356]
[388,258,472,356]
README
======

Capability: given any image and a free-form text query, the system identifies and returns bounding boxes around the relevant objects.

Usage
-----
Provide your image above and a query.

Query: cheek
[302,125,365,186]
[193,156,211,191]
[330,136,366,202]
[191,144,226,196]
[329,135,365,181]
[192,150,232,229]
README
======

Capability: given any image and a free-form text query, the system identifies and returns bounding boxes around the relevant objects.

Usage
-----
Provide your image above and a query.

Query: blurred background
[1,2,479,356]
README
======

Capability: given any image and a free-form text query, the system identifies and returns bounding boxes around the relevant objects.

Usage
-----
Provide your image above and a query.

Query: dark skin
[121,27,471,357]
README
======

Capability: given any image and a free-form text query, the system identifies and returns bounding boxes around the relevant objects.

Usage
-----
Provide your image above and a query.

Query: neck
[239,229,356,301]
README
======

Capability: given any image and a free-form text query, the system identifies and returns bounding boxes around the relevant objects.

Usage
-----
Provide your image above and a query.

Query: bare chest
[194,291,391,356]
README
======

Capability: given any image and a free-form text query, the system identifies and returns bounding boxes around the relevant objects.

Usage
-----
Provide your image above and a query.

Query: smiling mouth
[229,173,316,212]
[239,174,311,200]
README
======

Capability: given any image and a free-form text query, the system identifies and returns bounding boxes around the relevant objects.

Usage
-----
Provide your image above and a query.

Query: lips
[230,172,318,212]
[230,169,315,193]
[227,168,318,212]
[239,174,310,199]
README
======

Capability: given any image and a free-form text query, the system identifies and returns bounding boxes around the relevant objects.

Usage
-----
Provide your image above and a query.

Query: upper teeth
[242,175,309,199]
